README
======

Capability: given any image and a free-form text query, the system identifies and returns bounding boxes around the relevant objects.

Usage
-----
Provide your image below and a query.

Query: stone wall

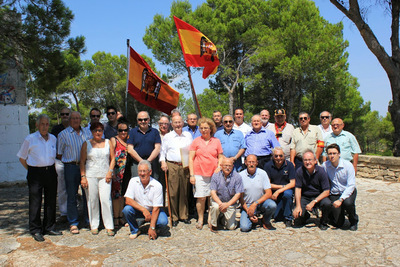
[357,155,400,182]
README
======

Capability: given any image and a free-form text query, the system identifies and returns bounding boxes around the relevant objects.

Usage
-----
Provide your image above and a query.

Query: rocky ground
[0,177,399,266]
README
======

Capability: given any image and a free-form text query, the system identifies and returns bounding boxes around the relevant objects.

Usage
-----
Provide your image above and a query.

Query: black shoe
[56,215,68,224]
[32,233,45,242]
[349,224,358,231]
[181,219,191,224]
[284,220,293,228]
[45,230,62,236]
[172,221,179,227]
[319,224,328,231]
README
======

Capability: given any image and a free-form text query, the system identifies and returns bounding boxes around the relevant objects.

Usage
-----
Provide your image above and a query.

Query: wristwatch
[151,226,156,230]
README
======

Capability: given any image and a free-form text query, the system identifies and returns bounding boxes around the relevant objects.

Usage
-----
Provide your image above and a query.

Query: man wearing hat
[266,109,294,160]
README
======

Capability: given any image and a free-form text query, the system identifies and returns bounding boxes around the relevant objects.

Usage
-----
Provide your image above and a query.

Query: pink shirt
[190,136,223,177]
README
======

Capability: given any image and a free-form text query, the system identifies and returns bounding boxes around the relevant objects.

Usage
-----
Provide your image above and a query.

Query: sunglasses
[299,117,308,121]
[93,129,103,133]
[223,120,233,124]
[274,154,284,158]
[107,112,116,116]
[118,129,129,132]
[138,118,149,122]
[91,115,100,118]
[320,116,330,119]
[60,113,69,116]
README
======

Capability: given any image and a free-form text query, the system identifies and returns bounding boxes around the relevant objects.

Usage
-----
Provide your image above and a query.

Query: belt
[63,161,80,165]
[257,155,271,160]
[167,160,183,166]
[28,164,55,171]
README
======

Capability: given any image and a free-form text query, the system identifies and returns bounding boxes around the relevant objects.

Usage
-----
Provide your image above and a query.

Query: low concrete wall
[357,155,400,182]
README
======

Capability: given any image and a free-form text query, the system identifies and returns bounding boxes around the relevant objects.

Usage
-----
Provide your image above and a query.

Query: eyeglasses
[93,129,103,133]
[138,118,149,122]
[320,116,330,119]
[60,113,69,116]
[223,120,233,124]
[91,115,100,118]
[328,152,338,156]
[158,122,169,126]
[274,154,284,158]
[331,124,342,127]
[107,112,116,116]
[299,117,308,121]
[118,129,128,132]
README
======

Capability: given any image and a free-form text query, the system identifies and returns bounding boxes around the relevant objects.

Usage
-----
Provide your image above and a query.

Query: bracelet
[108,169,113,172]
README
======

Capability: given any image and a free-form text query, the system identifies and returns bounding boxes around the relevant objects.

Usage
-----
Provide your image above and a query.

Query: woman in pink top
[189,117,223,230]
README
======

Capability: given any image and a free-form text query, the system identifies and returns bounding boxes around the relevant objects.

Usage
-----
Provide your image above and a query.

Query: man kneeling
[209,158,243,232]
[122,160,168,239]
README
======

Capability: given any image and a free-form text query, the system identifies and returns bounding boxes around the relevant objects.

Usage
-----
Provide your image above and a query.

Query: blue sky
[67,0,392,116]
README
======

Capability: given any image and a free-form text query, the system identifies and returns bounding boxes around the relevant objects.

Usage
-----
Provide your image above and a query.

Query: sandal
[195,221,203,230]
[70,225,79,234]
[91,229,99,235]
[107,229,115,236]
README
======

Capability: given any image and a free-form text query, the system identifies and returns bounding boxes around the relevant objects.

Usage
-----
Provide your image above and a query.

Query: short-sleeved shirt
[295,165,330,198]
[263,160,295,186]
[323,130,361,161]
[290,125,323,157]
[182,125,201,139]
[124,177,163,211]
[318,124,333,140]
[17,131,57,167]
[323,158,356,200]
[210,170,244,203]
[239,168,271,205]
[104,122,118,139]
[244,128,280,157]
[190,136,223,177]
[233,122,252,137]
[214,129,246,170]
[127,126,161,161]
[57,126,91,163]
[266,122,295,159]
[159,130,193,162]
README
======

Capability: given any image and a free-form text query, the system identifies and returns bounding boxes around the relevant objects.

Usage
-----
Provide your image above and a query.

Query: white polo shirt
[17,131,57,167]
[124,177,163,211]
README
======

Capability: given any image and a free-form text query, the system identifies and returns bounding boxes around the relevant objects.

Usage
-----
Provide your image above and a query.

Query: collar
[327,158,344,169]
[68,126,82,133]
[250,128,266,134]
[223,129,235,135]
[245,168,258,178]
[136,126,152,134]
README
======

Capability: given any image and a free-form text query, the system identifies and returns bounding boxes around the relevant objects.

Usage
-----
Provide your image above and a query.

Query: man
[51,107,70,223]
[209,158,243,232]
[85,108,103,138]
[290,112,324,170]
[244,114,280,168]
[212,110,224,131]
[263,147,295,227]
[158,115,170,140]
[323,144,359,231]
[17,114,61,242]
[127,111,161,179]
[318,111,333,140]
[182,113,201,139]
[214,114,246,171]
[57,111,91,234]
[293,150,331,230]
[239,155,277,232]
[104,105,118,139]
[260,109,270,129]
[122,160,168,239]
[266,109,294,160]
[323,118,361,173]
[160,115,193,226]
[233,108,252,137]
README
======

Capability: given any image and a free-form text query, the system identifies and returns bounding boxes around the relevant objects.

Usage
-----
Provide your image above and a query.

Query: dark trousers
[329,189,358,227]
[296,196,331,225]
[27,165,57,234]
[294,157,303,171]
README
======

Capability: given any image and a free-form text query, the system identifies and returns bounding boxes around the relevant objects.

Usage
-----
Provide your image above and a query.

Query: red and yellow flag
[174,16,219,79]
[127,47,179,114]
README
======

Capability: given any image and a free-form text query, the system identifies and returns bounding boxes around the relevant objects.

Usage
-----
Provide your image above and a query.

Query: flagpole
[125,39,130,117]
[186,67,202,118]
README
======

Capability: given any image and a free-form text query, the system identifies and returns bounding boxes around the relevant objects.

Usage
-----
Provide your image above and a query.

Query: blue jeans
[240,199,277,232]
[64,164,88,226]
[122,205,168,234]
[273,189,294,221]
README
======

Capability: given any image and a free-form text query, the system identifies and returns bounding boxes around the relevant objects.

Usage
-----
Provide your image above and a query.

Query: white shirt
[124,177,163,211]
[233,122,252,137]
[159,130,193,162]
[318,124,332,140]
[17,131,57,167]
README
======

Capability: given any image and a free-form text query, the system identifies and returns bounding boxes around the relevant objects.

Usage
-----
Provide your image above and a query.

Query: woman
[80,122,115,236]
[189,117,224,230]
[110,120,129,227]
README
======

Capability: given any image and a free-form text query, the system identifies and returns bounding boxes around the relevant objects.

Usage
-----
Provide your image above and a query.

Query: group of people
[17,106,361,242]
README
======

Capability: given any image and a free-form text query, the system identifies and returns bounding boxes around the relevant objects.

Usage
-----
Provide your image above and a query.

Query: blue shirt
[239,168,271,205]
[244,128,280,157]
[104,122,117,139]
[127,126,161,161]
[323,130,361,161]
[295,165,330,198]
[263,160,295,186]
[214,129,246,171]
[182,125,201,139]
[323,158,356,200]
[210,170,244,203]
[57,126,91,163]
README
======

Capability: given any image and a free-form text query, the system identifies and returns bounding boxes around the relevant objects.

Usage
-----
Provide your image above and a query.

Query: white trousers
[55,159,67,216]
[209,199,237,230]
[85,177,114,230]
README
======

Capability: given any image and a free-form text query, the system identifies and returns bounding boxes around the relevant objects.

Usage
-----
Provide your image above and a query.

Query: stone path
[1,178,399,266]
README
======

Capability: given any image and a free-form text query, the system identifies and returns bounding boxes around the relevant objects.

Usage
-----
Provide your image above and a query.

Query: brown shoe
[262,222,276,230]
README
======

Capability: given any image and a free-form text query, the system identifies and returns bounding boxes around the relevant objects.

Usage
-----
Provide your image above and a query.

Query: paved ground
[0,177,399,266]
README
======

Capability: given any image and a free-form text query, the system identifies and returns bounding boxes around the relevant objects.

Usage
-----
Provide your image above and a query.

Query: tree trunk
[388,74,400,156]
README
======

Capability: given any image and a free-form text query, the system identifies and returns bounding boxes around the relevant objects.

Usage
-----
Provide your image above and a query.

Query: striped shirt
[57,126,91,163]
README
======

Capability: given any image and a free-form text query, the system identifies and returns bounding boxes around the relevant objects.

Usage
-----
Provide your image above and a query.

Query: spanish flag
[174,16,219,79]
[127,47,179,114]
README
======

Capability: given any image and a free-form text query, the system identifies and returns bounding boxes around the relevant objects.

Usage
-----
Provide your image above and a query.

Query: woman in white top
[80,122,116,236]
